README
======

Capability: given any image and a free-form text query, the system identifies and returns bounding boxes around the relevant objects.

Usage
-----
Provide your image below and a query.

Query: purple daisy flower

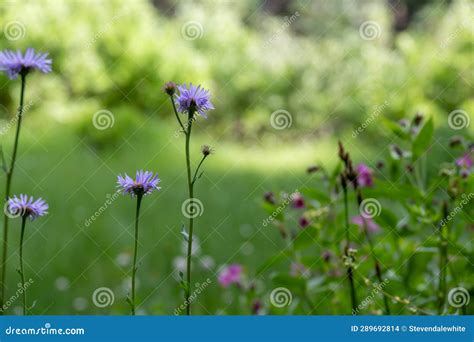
[0,48,52,80]
[117,170,161,197]
[7,194,48,220]
[175,83,214,118]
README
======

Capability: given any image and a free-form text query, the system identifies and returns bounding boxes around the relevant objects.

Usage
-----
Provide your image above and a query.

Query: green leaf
[412,117,434,159]
[271,273,306,294]
[293,227,318,250]
[300,187,330,203]
[257,250,292,274]
[382,118,409,140]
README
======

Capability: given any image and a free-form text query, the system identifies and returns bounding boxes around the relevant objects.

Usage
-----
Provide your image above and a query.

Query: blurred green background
[0,0,472,314]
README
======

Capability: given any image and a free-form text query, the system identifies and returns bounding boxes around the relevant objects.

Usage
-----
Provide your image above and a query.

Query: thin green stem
[185,110,194,315]
[1,74,27,312]
[192,155,208,185]
[342,182,358,314]
[169,96,185,133]
[130,193,143,316]
[19,216,27,315]
[360,214,391,315]
[437,202,449,314]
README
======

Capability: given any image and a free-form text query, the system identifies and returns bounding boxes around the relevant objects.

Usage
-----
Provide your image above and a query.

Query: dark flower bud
[413,112,424,126]
[449,136,463,148]
[338,141,346,162]
[299,216,310,228]
[252,299,262,315]
[307,165,320,174]
[322,250,332,262]
[163,81,177,96]
[201,145,213,157]
[263,191,276,205]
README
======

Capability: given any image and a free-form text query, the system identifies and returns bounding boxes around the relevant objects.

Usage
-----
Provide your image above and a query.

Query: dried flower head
[7,194,48,220]
[117,170,161,197]
[163,81,177,96]
[176,83,214,118]
[201,145,213,157]
[0,48,52,79]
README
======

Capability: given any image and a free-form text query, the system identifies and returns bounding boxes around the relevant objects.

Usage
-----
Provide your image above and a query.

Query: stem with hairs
[18,216,27,315]
[341,175,358,314]
[130,193,143,315]
[1,73,27,312]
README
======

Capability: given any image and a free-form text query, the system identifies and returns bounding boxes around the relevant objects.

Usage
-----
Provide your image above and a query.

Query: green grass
[0,117,348,314]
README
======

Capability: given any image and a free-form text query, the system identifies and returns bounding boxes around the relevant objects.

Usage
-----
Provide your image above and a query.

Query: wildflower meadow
[0,0,472,318]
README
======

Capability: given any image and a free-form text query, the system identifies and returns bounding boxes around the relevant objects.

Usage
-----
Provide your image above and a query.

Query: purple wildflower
[290,262,310,278]
[356,163,374,187]
[218,264,243,287]
[0,48,52,80]
[117,170,161,197]
[292,192,305,209]
[456,153,473,169]
[299,216,310,228]
[7,194,48,221]
[175,83,214,118]
[352,215,380,234]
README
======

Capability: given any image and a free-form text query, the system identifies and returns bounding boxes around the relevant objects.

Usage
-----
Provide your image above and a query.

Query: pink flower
[356,164,374,187]
[292,192,305,209]
[299,216,310,228]
[218,264,243,287]
[352,215,380,233]
[456,153,473,169]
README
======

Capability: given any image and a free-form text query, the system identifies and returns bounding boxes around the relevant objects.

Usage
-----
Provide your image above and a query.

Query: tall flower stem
[130,193,143,316]
[341,176,358,314]
[1,73,27,311]
[437,201,449,314]
[19,216,27,315]
[184,111,194,315]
